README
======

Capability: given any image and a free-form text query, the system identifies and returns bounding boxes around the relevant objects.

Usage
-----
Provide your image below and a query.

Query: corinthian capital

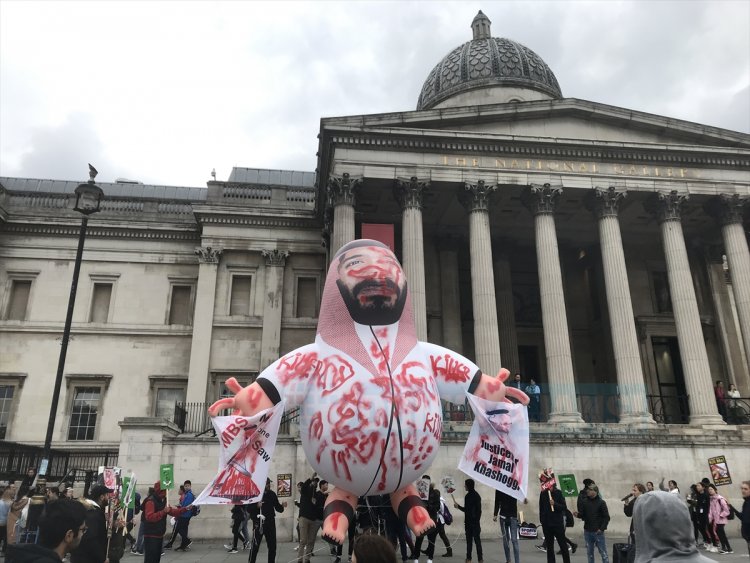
[521,183,562,215]
[394,177,429,210]
[704,194,748,226]
[327,173,362,207]
[646,190,688,223]
[195,246,222,264]
[587,186,627,219]
[459,180,497,213]
[261,249,289,267]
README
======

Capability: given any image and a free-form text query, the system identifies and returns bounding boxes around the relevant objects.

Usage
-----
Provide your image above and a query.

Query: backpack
[191,505,201,517]
[726,501,734,520]
[441,500,453,525]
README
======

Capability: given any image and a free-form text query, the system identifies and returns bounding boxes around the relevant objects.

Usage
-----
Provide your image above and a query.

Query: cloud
[9,113,119,181]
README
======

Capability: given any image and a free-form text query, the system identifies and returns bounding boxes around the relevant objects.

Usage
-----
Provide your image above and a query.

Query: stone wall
[119,417,750,542]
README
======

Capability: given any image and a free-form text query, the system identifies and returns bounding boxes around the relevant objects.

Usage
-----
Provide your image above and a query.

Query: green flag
[122,475,136,509]
[558,474,578,497]
[160,464,174,490]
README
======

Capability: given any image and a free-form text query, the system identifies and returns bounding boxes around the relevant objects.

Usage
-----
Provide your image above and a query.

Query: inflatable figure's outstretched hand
[474,368,530,405]
[207,378,275,417]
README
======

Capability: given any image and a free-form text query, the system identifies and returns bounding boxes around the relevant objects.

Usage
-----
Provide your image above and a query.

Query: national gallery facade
[1,12,748,515]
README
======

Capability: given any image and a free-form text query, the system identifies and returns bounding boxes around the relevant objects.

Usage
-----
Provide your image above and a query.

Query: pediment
[322,98,750,150]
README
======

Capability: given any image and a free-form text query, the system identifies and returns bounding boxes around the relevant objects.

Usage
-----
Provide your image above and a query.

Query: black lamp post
[41,165,103,473]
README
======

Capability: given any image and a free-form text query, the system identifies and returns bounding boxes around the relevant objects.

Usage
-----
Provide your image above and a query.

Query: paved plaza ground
[144,534,748,563]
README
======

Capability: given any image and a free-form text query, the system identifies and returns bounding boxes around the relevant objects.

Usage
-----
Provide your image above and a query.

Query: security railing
[0,441,118,482]
[171,402,300,436]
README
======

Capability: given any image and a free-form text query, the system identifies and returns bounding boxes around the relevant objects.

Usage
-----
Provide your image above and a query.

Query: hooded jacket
[634,491,714,563]
[5,544,61,563]
[708,492,730,525]
[70,498,107,563]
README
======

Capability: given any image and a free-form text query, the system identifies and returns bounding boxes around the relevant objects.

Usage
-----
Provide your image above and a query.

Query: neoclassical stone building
[1,10,749,535]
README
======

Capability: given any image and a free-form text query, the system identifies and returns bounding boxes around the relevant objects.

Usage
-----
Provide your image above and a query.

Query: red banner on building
[362,223,394,251]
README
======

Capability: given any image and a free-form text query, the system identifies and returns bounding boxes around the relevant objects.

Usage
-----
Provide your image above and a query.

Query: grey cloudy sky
[1,0,748,186]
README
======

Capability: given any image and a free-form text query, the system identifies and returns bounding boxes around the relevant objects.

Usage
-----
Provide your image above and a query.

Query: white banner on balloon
[457,393,529,501]
[194,402,285,505]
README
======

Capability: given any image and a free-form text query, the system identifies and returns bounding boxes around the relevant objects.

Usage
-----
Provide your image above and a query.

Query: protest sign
[277,474,292,498]
[103,467,117,492]
[558,474,578,497]
[440,476,456,495]
[708,455,732,486]
[194,401,285,505]
[122,475,137,509]
[539,468,556,491]
[458,393,529,501]
[160,464,174,490]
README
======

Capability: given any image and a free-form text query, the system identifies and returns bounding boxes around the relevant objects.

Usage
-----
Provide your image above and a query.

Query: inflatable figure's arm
[421,343,528,405]
[208,343,318,416]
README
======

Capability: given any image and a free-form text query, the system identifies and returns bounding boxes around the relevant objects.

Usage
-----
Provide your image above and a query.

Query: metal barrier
[0,441,118,482]
[172,403,300,436]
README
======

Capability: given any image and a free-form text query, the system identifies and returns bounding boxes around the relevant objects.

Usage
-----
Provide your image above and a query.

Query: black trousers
[465,523,482,561]
[174,518,190,548]
[414,527,439,558]
[144,536,163,563]
[542,524,571,563]
[249,519,276,563]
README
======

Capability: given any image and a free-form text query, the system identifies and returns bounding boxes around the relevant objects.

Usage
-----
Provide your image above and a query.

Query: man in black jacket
[454,479,483,563]
[296,474,319,563]
[7,499,88,563]
[539,485,571,563]
[71,484,111,563]
[249,478,287,563]
[575,484,610,563]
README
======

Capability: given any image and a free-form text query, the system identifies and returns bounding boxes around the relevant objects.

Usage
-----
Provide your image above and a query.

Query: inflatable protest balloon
[209,239,529,543]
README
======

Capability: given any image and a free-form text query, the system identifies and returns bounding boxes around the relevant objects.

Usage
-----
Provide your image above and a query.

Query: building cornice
[1,221,200,241]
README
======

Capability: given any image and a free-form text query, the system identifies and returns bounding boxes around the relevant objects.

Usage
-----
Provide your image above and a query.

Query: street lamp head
[74,165,104,215]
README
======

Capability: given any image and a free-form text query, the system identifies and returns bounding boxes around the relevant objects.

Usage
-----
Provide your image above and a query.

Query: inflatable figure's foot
[322,493,357,545]
[400,498,435,537]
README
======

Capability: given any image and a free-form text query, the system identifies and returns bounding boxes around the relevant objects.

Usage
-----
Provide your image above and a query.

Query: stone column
[521,184,583,424]
[260,249,288,369]
[328,173,362,255]
[438,236,463,354]
[706,194,750,380]
[186,246,222,404]
[459,181,502,376]
[647,191,724,425]
[587,187,654,425]
[493,248,520,375]
[395,177,429,341]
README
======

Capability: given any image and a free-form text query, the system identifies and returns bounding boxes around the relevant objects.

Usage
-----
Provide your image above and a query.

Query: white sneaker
[708,546,718,553]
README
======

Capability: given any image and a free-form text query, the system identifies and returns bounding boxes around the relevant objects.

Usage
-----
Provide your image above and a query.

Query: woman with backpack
[707,483,732,553]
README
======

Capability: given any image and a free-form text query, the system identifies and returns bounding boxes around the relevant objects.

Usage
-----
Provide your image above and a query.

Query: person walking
[706,483,732,553]
[454,479,483,563]
[414,481,441,563]
[0,484,14,556]
[297,473,318,563]
[575,484,610,563]
[6,499,88,563]
[70,484,111,563]
[691,482,711,548]
[729,480,750,558]
[172,480,195,551]
[225,503,249,553]
[539,484,570,563]
[141,481,187,563]
[494,490,527,563]
[162,484,184,550]
[249,478,287,563]
[623,483,646,561]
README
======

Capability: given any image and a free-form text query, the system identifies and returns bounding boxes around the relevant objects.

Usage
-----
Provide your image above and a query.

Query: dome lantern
[471,10,492,40]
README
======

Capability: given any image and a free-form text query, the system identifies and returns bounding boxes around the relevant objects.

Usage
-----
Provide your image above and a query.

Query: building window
[295,276,319,317]
[155,387,186,419]
[168,285,194,325]
[6,280,32,321]
[68,386,101,441]
[652,271,673,313]
[230,275,254,316]
[89,283,113,323]
[0,385,15,439]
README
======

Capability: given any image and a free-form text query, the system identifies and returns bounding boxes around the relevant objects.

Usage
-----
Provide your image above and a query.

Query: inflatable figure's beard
[337,279,408,326]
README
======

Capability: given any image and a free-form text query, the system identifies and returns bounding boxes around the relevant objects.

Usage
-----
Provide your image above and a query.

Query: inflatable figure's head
[333,239,408,326]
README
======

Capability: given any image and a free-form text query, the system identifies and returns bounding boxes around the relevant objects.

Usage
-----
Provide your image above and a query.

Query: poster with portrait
[194,402,285,505]
[458,393,529,501]
[708,455,732,486]
[277,473,292,497]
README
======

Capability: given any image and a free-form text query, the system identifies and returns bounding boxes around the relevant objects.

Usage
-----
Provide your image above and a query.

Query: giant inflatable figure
[209,239,528,543]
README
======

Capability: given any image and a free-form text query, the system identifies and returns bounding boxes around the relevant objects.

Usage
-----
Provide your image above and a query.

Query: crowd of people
[2,467,748,563]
